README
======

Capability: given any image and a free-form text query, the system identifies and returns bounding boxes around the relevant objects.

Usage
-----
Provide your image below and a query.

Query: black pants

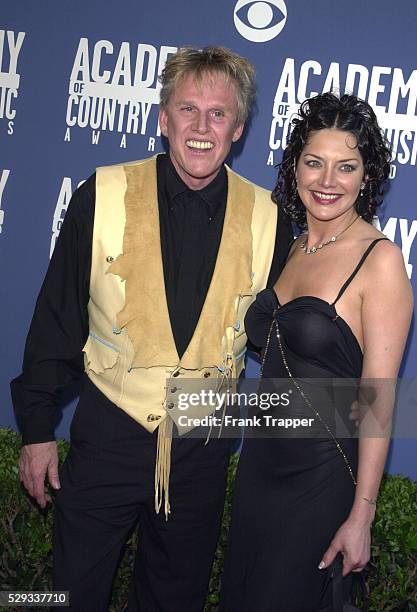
[53,377,231,611]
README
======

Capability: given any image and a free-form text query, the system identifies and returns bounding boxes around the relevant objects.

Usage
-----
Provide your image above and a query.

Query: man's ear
[232,122,244,143]
[159,108,168,137]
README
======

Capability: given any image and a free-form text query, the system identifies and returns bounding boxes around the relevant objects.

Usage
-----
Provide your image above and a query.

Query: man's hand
[349,400,360,428]
[19,441,60,508]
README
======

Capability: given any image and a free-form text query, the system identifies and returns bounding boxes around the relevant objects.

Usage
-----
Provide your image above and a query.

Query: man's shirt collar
[161,153,227,216]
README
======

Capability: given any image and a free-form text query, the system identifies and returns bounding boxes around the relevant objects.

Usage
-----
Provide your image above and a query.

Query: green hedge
[1,428,416,611]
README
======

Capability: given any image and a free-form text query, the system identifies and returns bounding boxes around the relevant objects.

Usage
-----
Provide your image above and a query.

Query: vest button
[147,414,161,422]
[171,386,177,393]
[106,256,114,263]
[204,371,211,378]
[167,402,175,410]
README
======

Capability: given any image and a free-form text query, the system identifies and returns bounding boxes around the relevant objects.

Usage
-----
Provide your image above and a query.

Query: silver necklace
[301,215,360,254]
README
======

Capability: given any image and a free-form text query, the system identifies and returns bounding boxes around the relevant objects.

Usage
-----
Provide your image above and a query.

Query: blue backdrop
[2,0,416,477]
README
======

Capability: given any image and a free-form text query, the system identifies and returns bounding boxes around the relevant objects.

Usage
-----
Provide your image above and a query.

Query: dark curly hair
[272,92,392,228]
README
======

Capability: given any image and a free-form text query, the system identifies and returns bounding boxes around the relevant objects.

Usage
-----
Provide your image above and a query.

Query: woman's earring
[360,183,365,197]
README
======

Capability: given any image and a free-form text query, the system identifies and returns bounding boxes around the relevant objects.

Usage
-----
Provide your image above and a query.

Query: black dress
[221,239,387,612]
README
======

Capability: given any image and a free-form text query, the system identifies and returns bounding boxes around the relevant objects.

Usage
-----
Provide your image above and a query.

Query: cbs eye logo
[234,0,287,43]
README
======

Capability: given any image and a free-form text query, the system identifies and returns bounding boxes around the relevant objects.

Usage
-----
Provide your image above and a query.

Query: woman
[220,93,413,611]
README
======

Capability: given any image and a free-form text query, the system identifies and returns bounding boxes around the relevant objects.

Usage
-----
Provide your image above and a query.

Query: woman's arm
[319,240,413,575]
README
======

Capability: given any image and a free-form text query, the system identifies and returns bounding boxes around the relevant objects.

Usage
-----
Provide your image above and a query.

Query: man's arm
[10,174,95,506]
[266,203,294,288]
[247,204,294,356]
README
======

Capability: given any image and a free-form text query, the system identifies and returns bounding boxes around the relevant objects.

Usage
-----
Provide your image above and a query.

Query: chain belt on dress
[260,307,357,486]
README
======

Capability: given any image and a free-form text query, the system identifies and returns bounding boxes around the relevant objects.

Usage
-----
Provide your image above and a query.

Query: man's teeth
[314,192,339,200]
[186,140,214,150]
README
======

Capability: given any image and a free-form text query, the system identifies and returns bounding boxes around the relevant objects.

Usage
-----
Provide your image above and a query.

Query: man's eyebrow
[173,99,232,109]
[173,100,195,106]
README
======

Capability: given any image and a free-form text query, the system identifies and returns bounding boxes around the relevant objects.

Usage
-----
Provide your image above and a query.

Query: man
[11,46,292,611]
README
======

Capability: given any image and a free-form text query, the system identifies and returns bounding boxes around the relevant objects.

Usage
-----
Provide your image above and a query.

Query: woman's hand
[318,517,371,576]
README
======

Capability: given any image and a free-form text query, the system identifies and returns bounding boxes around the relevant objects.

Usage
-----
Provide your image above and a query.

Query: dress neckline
[269,238,390,359]
[269,288,363,357]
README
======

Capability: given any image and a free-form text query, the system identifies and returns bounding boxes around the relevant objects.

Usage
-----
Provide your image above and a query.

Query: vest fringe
[155,417,173,520]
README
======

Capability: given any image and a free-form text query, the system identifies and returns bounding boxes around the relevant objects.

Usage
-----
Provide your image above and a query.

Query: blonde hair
[159,46,256,124]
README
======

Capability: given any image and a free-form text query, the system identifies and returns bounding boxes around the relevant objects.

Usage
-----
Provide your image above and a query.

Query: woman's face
[295,128,365,223]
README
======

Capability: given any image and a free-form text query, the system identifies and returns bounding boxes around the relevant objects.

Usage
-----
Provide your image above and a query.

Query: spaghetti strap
[332,238,389,305]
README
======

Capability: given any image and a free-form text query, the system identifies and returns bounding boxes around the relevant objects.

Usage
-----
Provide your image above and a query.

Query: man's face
[159,73,244,190]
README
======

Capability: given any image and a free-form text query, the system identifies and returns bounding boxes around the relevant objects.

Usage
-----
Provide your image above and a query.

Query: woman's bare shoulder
[361,235,412,300]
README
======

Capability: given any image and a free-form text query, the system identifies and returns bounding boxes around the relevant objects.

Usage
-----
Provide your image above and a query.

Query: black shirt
[159,154,228,357]
[11,154,293,444]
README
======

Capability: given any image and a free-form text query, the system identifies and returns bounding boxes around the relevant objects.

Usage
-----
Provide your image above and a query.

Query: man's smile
[185,139,214,150]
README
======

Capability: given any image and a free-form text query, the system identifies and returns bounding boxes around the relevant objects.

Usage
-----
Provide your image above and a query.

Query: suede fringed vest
[82,156,278,517]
